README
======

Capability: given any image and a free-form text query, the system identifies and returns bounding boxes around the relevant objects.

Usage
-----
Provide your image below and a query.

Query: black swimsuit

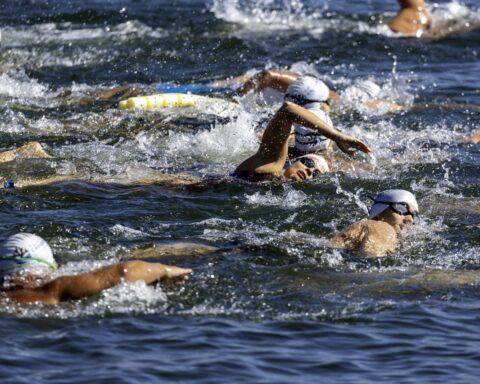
[230,169,277,183]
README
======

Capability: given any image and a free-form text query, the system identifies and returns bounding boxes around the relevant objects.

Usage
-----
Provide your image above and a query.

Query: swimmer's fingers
[353,139,371,154]
[337,137,371,157]
[163,265,193,279]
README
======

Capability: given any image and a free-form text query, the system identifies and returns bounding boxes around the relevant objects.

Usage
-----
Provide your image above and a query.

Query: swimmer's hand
[336,136,371,157]
[164,265,193,279]
[156,265,193,289]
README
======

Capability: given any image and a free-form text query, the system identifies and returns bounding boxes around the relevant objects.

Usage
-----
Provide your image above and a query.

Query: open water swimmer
[0,233,191,305]
[1,0,480,381]
[233,76,370,182]
[330,189,419,257]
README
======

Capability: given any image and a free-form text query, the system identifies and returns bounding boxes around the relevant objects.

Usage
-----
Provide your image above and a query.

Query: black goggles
[374,201,418,218]
[285,94,330,107]
[298,157,322,178]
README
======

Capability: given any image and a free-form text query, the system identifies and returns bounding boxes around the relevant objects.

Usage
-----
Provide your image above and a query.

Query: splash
[164,108,259,165]
[1,20,167,48]
[210,0,325,31]
[426,1,480,39]
[244,184,308,208]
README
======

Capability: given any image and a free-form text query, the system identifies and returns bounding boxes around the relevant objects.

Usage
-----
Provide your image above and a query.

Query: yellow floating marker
[118,93,221,110]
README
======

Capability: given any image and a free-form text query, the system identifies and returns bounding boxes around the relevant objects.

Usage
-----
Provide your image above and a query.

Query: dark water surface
[1,0,480,382]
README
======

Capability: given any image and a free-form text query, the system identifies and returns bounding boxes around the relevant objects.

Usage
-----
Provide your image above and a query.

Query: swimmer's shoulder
[357,220,398,257]
[330,219,369,248]
[330,219,397,257]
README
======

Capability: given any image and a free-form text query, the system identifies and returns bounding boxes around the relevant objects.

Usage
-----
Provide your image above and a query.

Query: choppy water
[0,0,480,382]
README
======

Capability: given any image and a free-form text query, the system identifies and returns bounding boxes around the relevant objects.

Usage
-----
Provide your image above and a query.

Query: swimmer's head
[283,154,329,181]
[285,76,330,107]
[0,233,57,279]
[356,80,381,100]
[369,190,419,232]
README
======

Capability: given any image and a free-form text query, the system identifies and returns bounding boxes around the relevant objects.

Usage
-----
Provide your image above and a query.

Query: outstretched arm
[6,261,192,304]
[234,69,299,96]
[260,102,370,160]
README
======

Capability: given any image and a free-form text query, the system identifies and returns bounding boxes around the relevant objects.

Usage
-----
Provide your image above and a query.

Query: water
[0,0,480,382]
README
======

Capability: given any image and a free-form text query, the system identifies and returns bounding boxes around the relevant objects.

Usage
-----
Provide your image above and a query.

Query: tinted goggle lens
[373,201,418,218]
[391,203,410,215]
[299,157,322,178]
[299,157,316,168]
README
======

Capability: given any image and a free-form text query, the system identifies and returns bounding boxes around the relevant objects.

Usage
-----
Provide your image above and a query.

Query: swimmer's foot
[77,85,140,107]
[96,85,140,102]
[164,266,193,279]
[158,266,192,288]
[464,129,480,144]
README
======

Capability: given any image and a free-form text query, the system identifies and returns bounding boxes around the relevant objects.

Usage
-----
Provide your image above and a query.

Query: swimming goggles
[285,94,330,107]
[374,201,418,218]
[298,157,322,178]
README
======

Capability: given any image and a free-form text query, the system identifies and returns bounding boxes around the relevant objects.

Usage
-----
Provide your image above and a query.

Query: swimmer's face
[283,156,325,181]
[376,207,415,233]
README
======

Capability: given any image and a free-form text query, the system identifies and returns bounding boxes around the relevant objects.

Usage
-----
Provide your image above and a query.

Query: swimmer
[330,189,419,257]
[233,69,401,113]
[0,233,192,304]
[233,77,370,182]
[388,0,432,37]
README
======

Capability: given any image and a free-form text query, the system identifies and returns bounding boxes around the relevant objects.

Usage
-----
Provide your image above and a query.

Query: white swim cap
[285,75,330,105]
[368,189,419,220]
[0,233,57,277]
[356,80,381,100]
[297,154,330,173]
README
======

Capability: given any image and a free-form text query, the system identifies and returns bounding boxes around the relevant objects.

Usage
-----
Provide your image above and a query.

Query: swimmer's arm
[330,220,397,257]
[282,102,371,156]
[234,69,299,96]
[6,261,192,305]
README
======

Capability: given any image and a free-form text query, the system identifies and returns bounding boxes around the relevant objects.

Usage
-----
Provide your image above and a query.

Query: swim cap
[285,75,330,105]
[368,189,419,220]
[0,233,57,277]
[297,154,330,173]
[356,80,381,100]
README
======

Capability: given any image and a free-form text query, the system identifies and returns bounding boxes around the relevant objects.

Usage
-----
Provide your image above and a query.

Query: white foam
[1,20,167,48]
[164,108,259,165]
[245,185,308,208]
[0,73,51,99]
[109,224,148,240]
[210,0,343,37]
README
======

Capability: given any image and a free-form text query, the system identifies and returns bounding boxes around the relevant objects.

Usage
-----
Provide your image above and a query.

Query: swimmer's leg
[121,243,220,260]
[0,141,52,164]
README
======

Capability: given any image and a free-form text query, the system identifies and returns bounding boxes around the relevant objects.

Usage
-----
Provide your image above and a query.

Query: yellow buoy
[118,93,210,110]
